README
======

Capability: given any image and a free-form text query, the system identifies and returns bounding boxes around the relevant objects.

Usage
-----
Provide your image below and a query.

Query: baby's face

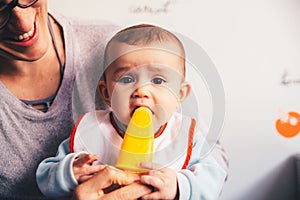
[101,44,190,131]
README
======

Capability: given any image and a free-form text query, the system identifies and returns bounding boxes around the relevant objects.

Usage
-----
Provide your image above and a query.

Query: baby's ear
[178,82,191,103]
[98,81,111,106]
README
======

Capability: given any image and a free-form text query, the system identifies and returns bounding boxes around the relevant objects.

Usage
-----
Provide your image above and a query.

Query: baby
[37,24,226,200]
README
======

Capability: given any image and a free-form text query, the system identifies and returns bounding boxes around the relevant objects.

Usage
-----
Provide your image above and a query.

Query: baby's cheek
[153,104,175,127]
[114,110,131,124]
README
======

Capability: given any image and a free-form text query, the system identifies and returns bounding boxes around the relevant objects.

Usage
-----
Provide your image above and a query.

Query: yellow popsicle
[115,107,154,173]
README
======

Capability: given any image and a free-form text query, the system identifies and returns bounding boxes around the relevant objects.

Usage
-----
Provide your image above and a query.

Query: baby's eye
[152,77,165,85]
[118,76,134,84]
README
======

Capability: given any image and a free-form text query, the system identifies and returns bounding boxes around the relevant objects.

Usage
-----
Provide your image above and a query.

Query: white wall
[49,0,300,199]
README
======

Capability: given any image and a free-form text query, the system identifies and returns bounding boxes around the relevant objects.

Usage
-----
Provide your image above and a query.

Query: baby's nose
[132,86,151,98]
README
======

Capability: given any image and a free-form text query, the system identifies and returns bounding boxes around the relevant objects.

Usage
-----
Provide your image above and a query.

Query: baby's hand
[73,154,104,183]
[139,162,178,200]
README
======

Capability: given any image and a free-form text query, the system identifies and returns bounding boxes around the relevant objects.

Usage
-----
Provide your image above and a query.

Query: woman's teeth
[17,26,35,41]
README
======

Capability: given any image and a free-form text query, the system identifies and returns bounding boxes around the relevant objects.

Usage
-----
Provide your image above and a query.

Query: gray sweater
[0,11,117,199]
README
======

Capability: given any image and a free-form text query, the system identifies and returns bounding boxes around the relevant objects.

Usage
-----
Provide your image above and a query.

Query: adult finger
[141,191,162,200]
[72,166,142,200]
[106,166,141,185]
[84,165,139,188]
[101,182,152,200]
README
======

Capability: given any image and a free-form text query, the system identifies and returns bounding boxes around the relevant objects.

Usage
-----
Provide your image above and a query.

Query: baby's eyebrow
[112,66,132,74]
[146,65,177,75]
[110,66,134,80]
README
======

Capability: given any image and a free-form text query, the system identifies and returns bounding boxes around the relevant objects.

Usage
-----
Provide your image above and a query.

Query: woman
[0,0,117,198]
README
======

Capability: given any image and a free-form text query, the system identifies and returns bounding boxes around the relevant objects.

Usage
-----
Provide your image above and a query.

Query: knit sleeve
[176,130,227,199]
[36,138,87,198]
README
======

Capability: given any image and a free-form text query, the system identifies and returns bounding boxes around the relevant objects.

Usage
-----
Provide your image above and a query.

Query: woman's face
[0,0,50,61]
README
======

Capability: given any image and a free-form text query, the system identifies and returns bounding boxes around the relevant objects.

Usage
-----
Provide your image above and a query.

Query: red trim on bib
[154,123,167,138]
[69,114,85,153]
[181,118,196,169]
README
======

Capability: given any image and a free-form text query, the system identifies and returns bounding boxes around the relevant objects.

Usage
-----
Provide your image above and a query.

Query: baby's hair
[102,24,185,80]
[112,24,184,47]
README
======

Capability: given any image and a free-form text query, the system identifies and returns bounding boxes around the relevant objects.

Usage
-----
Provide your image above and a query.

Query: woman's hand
[72,165,152,200]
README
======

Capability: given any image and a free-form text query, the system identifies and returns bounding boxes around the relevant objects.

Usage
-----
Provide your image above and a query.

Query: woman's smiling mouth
[5,21,39,47]
[16,25,35,41]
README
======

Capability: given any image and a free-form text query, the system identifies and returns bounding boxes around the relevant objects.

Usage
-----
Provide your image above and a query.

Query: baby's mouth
[130,106,153,117]
[131,106,141,117]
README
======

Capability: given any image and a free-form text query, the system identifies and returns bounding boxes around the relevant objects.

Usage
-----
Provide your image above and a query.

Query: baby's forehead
[106,40,185,64]
[113,64,180,73]
[104,40,186,77]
